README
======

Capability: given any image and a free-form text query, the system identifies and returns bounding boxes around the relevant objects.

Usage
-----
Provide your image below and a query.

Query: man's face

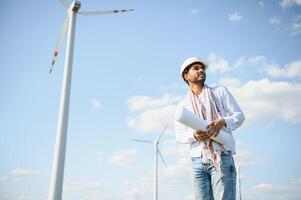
[184,63,206,85]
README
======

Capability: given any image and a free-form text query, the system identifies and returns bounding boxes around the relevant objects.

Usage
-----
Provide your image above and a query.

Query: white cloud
[0,176,8,182]
[289,177,301,185]
[127,94,182,133]
[207,53,232,73]
[191,9,199,14]
[194,54,270,75]
[163,162,191,190]
[17,196,33,200]
[62,180,110,200]
[109,148,138,167]
[280,0,301,9]
[64,180,109,190]
[219,76,242,90]
[81,191,109,200]
[207,54,267,74]
[119,136,192,199]
[234,56,247,68]
[211,54,301,79]
[128,70,301,134]
[127,104,176,133]
[120,186,145,200]
[162,143,190,158]
[185,194,194,200]
[0,194,33,200]
[125,71,300,199]
[121,136,194,199]
[219,77,301,124]
[121,138,266,200]
[269,16,281,25]
[246,177,301,200]
[253,183,274,190]
[121,157,192,200]
[10,168,47,176]
[122,180,131,187]
[262,63,283,77]
[91,98,102,109]
[290,15,301,36]
[248,55,267,65]
[96,152,104,163]
[234,143,269,168]
[209,55,301,125]
[228,12,243,22]
[127,94,182,112]
[263,60,301,78]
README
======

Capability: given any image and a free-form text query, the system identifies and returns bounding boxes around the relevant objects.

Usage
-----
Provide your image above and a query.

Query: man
[174,57,245,200]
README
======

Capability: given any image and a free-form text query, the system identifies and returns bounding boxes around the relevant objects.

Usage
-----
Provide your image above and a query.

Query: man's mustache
[197,72,206,76]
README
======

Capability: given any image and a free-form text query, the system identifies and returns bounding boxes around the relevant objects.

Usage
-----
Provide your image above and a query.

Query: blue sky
[1,0,301,199]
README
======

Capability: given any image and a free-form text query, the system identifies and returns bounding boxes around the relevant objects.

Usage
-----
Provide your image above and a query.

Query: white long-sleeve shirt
[174,86,245,157]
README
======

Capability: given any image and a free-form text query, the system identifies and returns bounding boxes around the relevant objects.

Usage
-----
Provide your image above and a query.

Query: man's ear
[183,73,189,81]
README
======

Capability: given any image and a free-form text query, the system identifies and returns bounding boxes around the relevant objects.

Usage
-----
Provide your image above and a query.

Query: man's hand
[207,118,226,137]
[194,130,210,141]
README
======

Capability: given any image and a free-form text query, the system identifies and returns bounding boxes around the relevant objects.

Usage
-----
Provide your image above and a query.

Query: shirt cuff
[193,132,198,141]
[223,117,233,131]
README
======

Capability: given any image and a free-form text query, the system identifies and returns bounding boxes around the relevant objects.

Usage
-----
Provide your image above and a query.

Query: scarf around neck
[188,84,226,171]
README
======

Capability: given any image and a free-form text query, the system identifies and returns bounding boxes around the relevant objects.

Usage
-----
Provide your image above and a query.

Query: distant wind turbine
[132,124,169,200]
[237,159,249,200]
[48,1,133,200]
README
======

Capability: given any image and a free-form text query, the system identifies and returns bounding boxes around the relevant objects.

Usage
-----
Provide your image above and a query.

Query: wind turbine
[48,1,133,200]
[237,159,249,200]
[132,124,169,200]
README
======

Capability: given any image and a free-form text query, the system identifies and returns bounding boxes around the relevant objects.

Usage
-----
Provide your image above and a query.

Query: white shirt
[174,86,245,157]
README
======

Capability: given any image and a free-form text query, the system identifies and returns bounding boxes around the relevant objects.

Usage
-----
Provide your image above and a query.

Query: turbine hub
[70,1,81,12]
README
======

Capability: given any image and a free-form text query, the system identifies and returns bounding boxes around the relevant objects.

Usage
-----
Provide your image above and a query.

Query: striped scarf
[189,85,226,171]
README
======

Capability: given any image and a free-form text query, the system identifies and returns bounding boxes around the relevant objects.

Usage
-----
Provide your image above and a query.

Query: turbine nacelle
[132,123,169,168]
[69,1,81,12]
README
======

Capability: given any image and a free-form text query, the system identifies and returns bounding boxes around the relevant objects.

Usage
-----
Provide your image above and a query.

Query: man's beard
[196,79,205,86]
[193,74,206,85]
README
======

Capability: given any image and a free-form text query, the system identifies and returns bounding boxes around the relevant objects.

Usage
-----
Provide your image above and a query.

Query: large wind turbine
[48,1,133,200]
[132,124,169,200]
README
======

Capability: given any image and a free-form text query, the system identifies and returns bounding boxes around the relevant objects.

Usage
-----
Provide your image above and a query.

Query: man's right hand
[194,130,210,141]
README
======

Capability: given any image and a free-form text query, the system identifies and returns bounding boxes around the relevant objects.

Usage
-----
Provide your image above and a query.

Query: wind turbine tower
[48,1,133,200]
[132,124,169,200]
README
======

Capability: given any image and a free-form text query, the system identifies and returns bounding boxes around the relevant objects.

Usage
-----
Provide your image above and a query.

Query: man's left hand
[207,118,226,137]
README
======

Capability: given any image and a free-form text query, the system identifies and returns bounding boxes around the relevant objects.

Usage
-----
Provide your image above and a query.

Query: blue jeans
[191,152,236,200]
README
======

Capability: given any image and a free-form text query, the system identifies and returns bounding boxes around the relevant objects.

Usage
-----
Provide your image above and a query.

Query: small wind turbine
[48,1,133,200]
[132,124,169,200]
[237,159,249,200]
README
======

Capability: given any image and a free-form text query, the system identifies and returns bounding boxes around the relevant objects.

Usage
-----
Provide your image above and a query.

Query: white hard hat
[180,57,208,80]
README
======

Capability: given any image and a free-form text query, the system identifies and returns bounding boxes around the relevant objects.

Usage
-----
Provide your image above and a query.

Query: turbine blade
[131,139,152,143]
[59,0,68,9]
[156,123,169,142]
[50,16,69,73]
[78,9,134,16]
[158,148,167,168]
